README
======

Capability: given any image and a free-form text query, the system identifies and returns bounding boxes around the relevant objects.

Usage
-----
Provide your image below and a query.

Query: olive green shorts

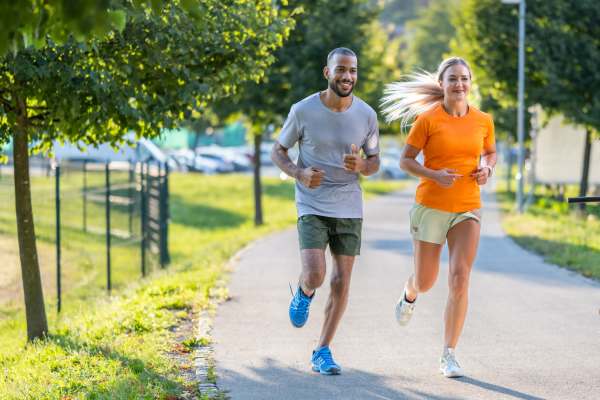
[409,204,480,245]
[297,214,362,256]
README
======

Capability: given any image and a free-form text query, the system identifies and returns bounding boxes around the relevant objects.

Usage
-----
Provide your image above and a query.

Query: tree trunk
[13,119,48,341]
[578,128,592,214]
[253,132,264,226]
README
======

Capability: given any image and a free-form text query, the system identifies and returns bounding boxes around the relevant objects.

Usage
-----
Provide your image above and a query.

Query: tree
[403,0,457,73]
[218,0,399,225]
[0,0,291,341]
[455,0,600,200]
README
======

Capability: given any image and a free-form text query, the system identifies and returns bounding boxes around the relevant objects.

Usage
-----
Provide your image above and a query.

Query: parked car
[378,154,407,180]
[197,145,252,172]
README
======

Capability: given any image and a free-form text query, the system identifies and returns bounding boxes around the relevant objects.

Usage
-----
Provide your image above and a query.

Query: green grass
[497,186,600,281]
[0,173,405,399]
[0,167,149,316]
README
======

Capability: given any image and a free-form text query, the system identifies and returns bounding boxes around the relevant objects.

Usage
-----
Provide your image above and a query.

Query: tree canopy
[455,0,600,136]
[1,1,292,152]
[0,0,292,341]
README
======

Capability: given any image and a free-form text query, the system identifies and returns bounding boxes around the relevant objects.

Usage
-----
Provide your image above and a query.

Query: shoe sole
[290,319,307,328]
[312,366,341,375]
[440,368,463,378]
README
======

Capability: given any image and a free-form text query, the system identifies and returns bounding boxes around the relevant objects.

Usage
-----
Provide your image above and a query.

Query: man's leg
[310,217,359,375]
[317,253,354,348]
[289,249,325,328]
[310,253,353,375]
[299,249,326,297]
[290,215,328,328]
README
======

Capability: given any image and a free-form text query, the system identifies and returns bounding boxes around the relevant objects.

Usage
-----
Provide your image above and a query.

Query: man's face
[324,54,358,98]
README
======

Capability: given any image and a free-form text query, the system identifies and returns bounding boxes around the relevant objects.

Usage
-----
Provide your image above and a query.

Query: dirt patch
[0,234,56,308]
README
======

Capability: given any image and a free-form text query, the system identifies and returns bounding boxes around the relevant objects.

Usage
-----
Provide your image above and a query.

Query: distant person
[271,47,380,375]
[381,57,496,378]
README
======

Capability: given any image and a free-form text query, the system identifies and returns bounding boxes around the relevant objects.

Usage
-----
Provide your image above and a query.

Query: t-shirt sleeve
[406,115,429,149]
[277,105,301,149]
[483,115,496,152]
[363,110,380,156]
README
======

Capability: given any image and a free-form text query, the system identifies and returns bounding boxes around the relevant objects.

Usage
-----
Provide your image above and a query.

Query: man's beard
[329,80,354,97]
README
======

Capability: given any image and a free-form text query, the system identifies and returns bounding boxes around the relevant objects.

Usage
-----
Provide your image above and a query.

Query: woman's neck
[442,99,469,117]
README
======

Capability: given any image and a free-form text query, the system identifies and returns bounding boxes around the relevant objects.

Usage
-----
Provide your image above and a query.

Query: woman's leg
[404,240,443,301]
[444,218,480,348]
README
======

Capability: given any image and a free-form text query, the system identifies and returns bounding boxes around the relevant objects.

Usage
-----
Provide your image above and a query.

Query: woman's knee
[449,269,471,296]
[414,276,435,293]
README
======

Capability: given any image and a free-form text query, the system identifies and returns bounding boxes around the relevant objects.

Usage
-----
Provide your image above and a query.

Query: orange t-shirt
[406,104,495,213]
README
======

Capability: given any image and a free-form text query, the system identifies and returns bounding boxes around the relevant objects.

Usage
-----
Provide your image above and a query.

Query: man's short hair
[327,48,357,65]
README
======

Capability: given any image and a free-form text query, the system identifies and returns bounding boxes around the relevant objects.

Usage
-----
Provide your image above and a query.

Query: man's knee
[303,269,325,289]
[330,273,351,296]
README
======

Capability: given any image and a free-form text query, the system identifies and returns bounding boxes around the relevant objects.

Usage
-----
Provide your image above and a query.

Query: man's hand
[297,167,325,188]
[343,144,365,173]
[471,166,491,186]
[432,168,462,188]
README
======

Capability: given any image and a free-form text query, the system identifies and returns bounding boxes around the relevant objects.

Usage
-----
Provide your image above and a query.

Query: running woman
[381,57,497,378]
[271,47,380,375]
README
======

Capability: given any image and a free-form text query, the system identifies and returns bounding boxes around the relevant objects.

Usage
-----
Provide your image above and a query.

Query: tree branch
[29,112,51,121]
[0,96,14,112]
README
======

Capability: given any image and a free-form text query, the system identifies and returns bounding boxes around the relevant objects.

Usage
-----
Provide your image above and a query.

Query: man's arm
[343,144,380,176]
[271,142,324,188]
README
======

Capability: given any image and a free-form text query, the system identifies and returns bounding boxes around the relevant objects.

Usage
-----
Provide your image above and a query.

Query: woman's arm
[400,144,462,188]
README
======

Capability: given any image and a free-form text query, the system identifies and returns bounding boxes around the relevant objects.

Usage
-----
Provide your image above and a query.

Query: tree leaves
[456,0,600,136]
[0,1,292,151]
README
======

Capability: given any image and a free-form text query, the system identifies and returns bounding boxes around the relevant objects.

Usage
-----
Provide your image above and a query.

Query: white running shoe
[395,292,416,326]
[440,349,464,378]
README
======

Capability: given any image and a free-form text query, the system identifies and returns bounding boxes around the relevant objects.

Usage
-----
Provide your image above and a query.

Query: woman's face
[439,64,471,102]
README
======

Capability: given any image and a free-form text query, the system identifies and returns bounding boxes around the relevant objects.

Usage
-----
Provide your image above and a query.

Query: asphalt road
[212,183,600,400]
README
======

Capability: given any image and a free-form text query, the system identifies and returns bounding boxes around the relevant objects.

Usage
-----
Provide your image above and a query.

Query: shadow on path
[218,357,545,400]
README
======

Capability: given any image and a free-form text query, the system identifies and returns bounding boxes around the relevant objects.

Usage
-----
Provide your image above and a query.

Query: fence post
[83,160,87,232]
[128,160,134,237]
[55,164,62,313]
[158,162,165,269]
[105,161,111,294]
[162,162,170,266]
[140,162,147,277]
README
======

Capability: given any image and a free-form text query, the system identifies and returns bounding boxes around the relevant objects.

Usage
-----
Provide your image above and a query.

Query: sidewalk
[211,183,600,400]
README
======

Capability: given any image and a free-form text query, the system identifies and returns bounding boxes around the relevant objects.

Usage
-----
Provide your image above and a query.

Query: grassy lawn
[0,166,149,317]
[0,173,405,399]
[497,185,600,281]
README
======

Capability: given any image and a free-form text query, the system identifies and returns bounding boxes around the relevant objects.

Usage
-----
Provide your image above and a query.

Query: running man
[381,57,497,378]
[271,47,380,375]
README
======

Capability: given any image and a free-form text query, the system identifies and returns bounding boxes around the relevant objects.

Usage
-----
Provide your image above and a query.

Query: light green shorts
[409,204,480,244]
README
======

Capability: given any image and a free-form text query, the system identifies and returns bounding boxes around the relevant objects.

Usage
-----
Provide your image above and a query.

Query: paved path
[212,183,600,400]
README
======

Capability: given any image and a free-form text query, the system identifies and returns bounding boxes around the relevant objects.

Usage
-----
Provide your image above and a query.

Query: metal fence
[0,157,169,312]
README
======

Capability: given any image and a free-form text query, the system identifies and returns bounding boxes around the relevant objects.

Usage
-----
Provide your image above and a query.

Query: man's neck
[320,89,353,112]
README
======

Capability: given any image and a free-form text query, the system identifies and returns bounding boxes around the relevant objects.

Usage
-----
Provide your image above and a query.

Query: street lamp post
[502,0,526,213]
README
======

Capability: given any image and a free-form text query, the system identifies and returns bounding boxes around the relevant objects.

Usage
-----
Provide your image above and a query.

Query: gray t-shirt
[277,92,380,218]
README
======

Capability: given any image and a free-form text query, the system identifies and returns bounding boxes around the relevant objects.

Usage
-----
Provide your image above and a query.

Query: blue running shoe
[289,285,313,328]
[311,346,341,375]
